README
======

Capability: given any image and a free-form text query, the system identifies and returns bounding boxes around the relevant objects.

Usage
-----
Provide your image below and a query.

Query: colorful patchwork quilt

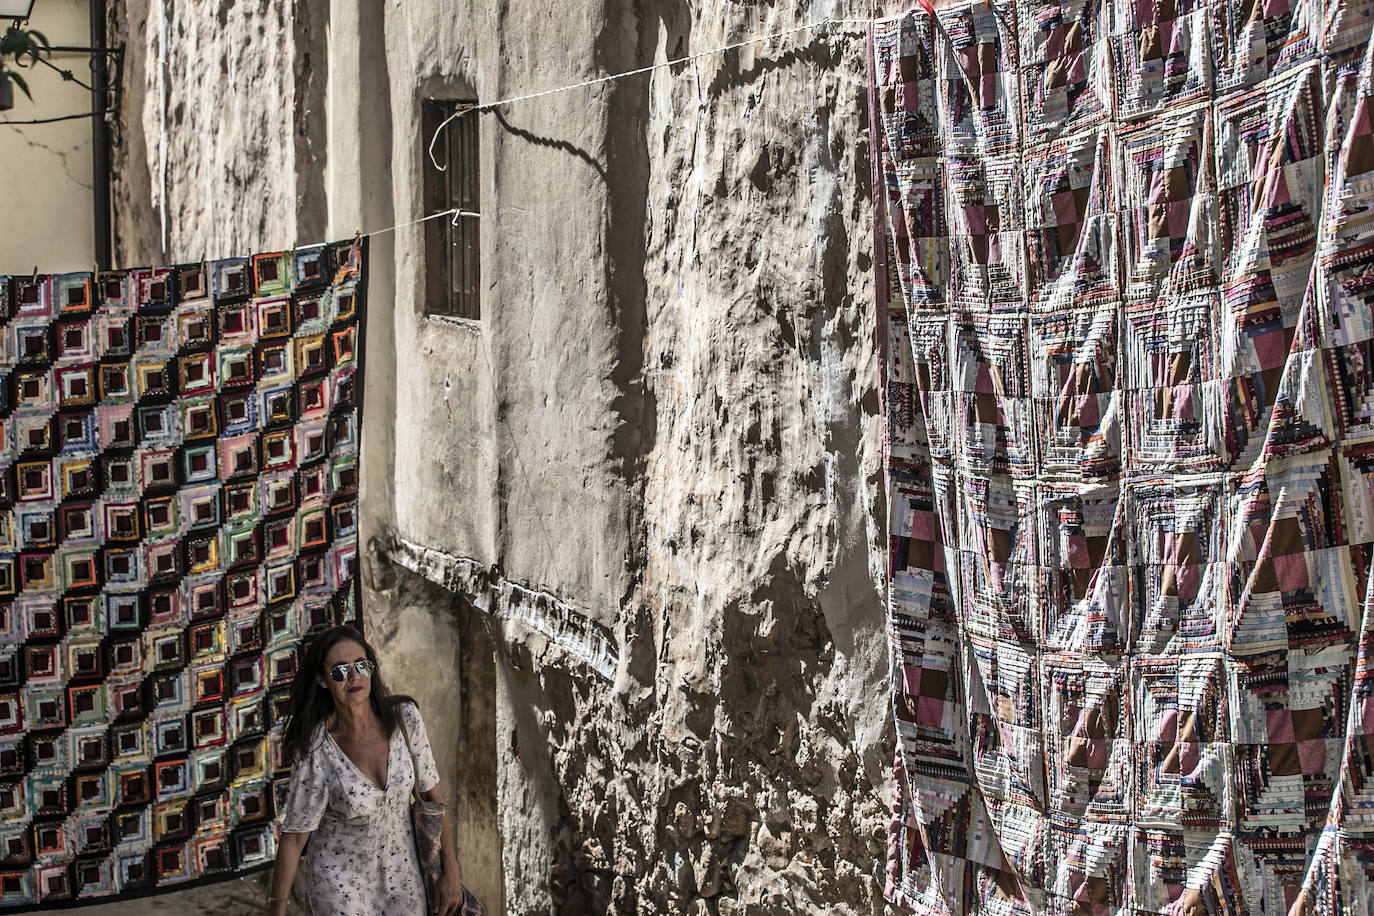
[0,241,365,908]
[872,1,1374,912]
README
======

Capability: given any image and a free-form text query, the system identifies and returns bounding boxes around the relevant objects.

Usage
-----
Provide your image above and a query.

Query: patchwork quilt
[0,241,365,908]
[873,1,1374,912]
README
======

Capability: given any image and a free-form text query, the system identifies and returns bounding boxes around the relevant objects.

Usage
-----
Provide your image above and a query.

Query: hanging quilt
[873,1,1374,912]
[0,241,365,908]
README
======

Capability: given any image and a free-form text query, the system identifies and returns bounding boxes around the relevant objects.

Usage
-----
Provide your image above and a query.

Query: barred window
[423,99,480,319]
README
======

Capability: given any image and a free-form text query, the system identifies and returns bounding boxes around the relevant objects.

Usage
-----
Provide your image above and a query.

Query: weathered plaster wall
[111,0,327,266]
[376,4,892,911]
[107,1,893,913]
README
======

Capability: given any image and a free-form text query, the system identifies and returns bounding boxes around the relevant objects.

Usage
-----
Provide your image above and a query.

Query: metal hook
[426,104,475,172]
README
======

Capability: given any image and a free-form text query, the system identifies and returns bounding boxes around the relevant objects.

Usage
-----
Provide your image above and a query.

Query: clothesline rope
[375,8,919,239]
[426,15,887,172]
[361,208,479,239]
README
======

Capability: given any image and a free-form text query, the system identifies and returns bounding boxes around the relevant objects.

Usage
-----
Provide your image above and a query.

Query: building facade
[99,1,892,912]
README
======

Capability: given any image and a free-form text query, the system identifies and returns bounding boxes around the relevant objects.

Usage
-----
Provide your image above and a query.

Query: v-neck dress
[280,702,441,916]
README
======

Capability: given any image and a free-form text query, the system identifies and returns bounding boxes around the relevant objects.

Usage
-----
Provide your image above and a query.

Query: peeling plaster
[385,534,619,681]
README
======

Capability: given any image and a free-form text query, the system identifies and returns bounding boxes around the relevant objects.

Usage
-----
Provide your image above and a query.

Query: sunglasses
[327,660,375,682]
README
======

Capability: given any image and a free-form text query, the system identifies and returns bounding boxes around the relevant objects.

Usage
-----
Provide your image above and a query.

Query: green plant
[0,24,50,102]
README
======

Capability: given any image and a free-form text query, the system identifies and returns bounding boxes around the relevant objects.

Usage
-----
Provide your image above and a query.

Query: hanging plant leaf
[0,26,49,62]
[6,69,29,101]
[0,25,49,98]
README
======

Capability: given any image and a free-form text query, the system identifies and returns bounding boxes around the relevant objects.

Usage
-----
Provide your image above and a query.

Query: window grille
[423,99,480,319]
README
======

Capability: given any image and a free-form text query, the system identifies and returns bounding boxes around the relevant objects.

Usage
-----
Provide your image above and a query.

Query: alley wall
[109,1,893,912]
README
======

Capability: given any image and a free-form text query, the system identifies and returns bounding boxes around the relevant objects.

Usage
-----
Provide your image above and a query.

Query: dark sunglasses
[327,660,375,682]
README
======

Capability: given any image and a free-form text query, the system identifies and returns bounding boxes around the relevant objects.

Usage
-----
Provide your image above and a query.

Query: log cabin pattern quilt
[872,1,1374,912]
[0,241,365,908]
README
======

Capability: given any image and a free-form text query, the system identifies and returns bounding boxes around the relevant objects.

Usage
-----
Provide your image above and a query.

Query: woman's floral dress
[281,702,441,915]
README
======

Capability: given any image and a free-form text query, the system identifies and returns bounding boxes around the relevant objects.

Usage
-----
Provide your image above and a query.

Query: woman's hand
[267,831,309,916]
[417,785,466,916]
[434,859,463,916]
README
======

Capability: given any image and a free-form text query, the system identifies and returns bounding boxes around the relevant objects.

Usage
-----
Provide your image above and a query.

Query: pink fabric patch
[917,696,945,727]
[987,233,1003,263]
[1264,169,1292,207]
[1172,384,1195,418]
[1076,394,1101,426]
[1251,326,1289,369]
[1360,698,1374,735]
[1268,709,1294,743]
[911,510,936,541]
[1298,738,1325,775]
[1167,200,1190,239]
[1148,172,1171,207]
[901,664,923,695]
[1176,564,1201,602]
[1157,708,1178,741]
[1046,27,1064,59]
[975,365,996,394]
[963,205,987,235]
[1053,190,1080,226]
[1179,742,1200,777]
[980,75,997,106]
[1067,53,1085,85]
[1161,18,1180,55]
[1272,552,1309,591]
[957,45,981,81]
[1356,96,1374,137]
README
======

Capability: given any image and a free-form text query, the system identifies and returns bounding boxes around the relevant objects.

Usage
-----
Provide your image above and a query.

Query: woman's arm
[266,830,310,916]
[420,786,462,916]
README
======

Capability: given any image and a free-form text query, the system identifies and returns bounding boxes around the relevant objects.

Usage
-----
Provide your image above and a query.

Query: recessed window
[423,99,481,320]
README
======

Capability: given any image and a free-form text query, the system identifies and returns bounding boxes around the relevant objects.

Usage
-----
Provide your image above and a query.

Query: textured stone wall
[110,0,327,265]
[107,1,894,913]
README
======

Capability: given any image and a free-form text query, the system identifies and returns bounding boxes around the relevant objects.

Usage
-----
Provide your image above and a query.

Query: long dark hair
[280,626,417,765]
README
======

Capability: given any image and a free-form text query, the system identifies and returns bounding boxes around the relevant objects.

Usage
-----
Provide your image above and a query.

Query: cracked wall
[0,0,96,274]
[108,1,896,913]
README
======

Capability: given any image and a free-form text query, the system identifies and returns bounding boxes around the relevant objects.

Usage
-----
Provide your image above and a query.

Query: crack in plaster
[386,535,619,681]
[10,129,94,191]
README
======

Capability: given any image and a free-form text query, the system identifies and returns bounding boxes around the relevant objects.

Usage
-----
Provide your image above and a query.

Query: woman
[266,626,463,916]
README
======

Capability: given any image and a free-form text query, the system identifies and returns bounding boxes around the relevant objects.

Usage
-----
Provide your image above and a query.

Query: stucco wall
[0,0,96,274]
[107,1,893,913]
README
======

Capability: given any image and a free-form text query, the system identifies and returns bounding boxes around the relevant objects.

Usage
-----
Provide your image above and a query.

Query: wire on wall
[425,15,892,172]
[366,8,920,240]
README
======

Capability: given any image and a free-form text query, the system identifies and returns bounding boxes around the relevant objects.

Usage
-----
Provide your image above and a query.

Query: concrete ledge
[385,534,619,682]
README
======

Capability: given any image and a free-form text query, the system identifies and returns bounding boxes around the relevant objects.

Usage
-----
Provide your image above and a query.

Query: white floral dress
[281,702,441,915]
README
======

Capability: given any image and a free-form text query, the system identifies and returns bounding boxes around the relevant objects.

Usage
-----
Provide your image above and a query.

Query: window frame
[422,99,481,320]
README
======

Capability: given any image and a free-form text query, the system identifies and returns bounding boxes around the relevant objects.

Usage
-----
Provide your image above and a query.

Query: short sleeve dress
[280,701,442,916]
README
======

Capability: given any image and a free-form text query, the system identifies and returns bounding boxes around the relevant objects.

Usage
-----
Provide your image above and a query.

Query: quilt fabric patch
[873,2,1374,912]
[0,241,365,908]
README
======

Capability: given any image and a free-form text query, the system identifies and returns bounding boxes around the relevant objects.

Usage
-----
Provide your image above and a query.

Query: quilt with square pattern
[0,241,365,908]
[873,1,1374,912]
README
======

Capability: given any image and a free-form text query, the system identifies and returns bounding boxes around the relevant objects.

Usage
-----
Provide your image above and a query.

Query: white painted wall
[0,0,96,273]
